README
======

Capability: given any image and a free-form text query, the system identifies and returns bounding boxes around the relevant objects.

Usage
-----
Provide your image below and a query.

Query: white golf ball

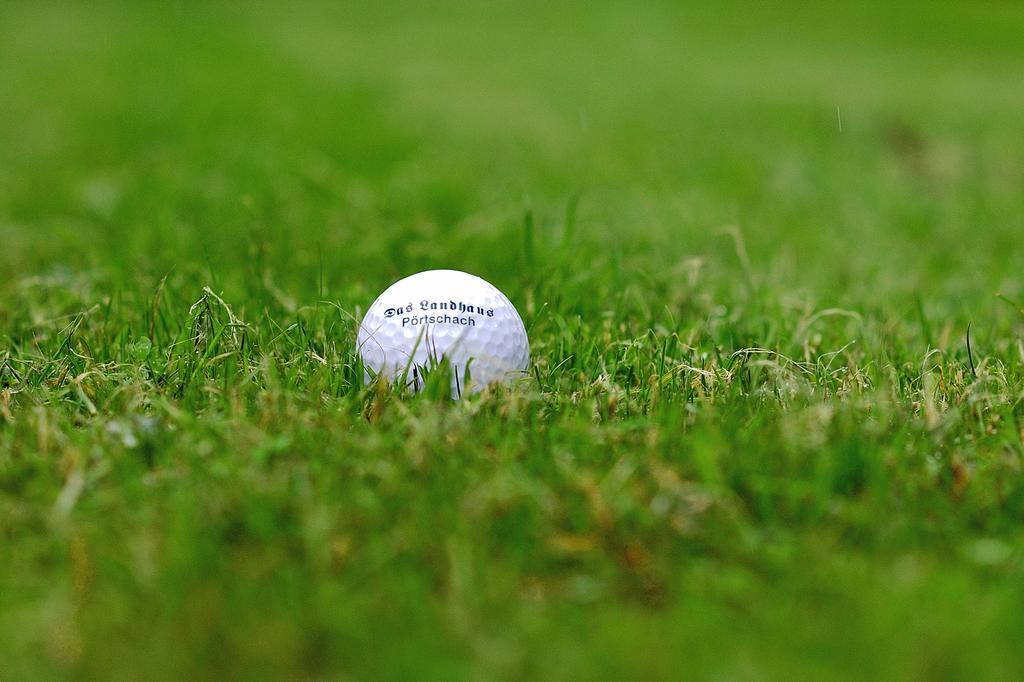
[356,269,530,396]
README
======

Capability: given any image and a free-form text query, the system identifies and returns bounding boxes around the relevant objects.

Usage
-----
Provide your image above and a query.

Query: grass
[2,0,1024,678]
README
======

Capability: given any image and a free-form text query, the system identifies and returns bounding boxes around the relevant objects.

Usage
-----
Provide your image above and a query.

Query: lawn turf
[2,0,1024,678]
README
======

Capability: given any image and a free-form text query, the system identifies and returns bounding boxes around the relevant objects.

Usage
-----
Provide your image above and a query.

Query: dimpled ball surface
[357,270,530,396]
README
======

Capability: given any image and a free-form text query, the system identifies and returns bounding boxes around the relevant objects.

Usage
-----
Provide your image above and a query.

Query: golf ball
[356,269,530,396]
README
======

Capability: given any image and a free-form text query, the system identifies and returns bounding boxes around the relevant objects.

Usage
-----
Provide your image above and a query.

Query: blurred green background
[2,1,1024,679]
[4,0,1022,301]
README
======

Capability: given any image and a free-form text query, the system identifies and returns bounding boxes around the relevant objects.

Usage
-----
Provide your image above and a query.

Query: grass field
[2,0,1024,678]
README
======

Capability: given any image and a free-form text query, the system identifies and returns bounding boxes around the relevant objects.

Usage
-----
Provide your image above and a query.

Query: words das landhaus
[384,299,495,328]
